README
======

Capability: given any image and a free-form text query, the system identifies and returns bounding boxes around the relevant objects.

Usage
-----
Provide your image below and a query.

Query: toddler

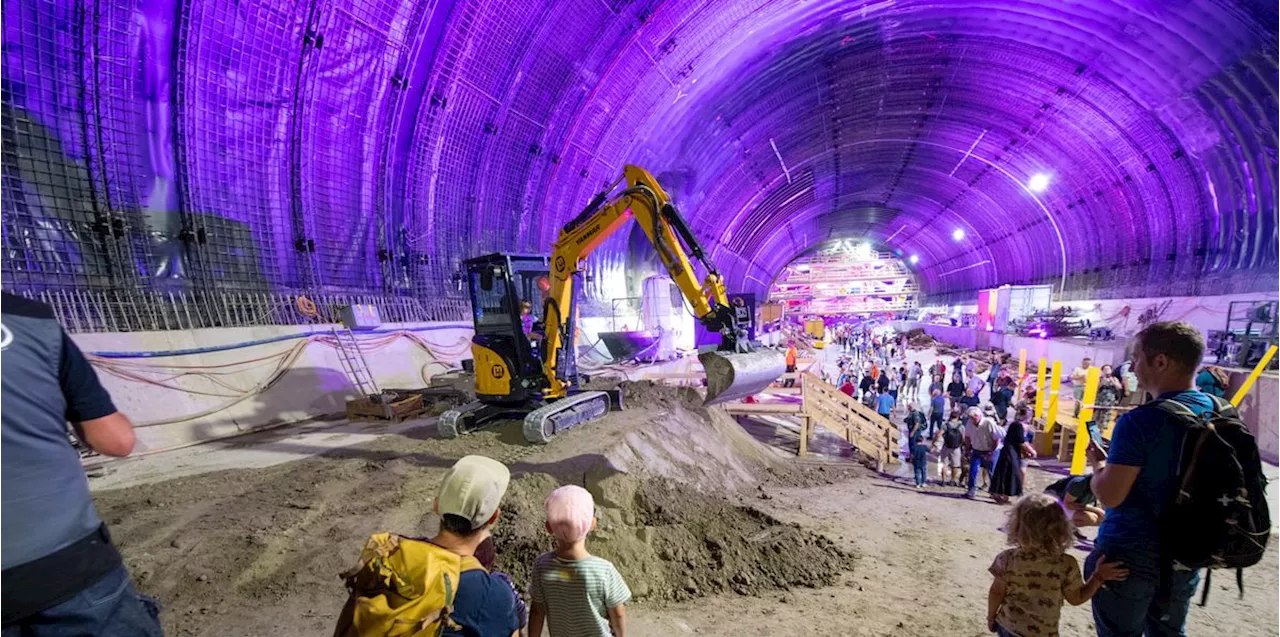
[529,486,630,637]
[987,494,1127,636]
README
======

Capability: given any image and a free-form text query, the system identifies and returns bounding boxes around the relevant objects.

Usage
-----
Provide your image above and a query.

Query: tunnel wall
[73,322,473,454]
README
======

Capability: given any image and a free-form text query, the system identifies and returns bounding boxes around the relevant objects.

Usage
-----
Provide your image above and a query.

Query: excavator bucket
[699,349,788,406]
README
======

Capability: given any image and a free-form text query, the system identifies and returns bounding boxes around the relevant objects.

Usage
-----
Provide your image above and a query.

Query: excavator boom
[540,165,785,409]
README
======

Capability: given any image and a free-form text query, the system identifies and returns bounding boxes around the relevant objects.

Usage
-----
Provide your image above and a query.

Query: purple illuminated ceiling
[4,0,1277,305]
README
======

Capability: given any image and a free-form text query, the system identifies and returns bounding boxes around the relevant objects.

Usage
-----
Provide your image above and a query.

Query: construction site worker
[783,342,793,388]
[1,293,163,635]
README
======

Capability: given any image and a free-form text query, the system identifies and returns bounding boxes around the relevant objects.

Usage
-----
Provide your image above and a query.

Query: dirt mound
[492,472,854,601]
[516,381,789,494]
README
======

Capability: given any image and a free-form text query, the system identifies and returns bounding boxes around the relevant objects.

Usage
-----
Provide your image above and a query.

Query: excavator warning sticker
[491,364,505,379]
[554,256,566,272]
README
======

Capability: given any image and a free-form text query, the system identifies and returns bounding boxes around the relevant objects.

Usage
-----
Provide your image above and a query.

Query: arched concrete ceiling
[408,0,1277,302]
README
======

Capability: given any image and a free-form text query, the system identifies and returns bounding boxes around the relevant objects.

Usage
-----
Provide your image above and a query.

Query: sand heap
[94,380,856,636]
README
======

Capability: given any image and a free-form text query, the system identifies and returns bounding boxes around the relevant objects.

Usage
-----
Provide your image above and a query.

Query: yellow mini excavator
[439,164,786,443]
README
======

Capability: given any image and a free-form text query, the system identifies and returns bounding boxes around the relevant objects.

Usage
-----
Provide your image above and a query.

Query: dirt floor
[91,378,1280,637]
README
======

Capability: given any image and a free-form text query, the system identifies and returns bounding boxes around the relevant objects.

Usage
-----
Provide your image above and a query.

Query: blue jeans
[966,448,994,496]
[911,445,928,485]
[2,566,163,637]
[1084,545,1200,637]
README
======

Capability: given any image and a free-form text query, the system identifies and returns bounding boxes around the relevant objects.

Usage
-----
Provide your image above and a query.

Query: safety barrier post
[1037,361,1062,457]
[1035,358,1048,419]
[1070,367,1101,475]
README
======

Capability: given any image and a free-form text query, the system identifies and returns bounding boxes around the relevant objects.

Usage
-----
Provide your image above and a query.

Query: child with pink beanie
[528,485,631,637]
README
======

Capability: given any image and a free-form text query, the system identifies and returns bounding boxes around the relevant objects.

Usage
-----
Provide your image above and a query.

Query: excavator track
[437,401,481,439]
[439,400,535,439]
[522,391,611,444]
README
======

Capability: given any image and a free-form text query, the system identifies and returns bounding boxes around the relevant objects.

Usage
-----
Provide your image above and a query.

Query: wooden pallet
[345,393,424,422]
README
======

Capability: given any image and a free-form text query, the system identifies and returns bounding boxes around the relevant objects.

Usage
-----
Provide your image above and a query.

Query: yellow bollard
[1231,345,1278,408]
[1037,361,1062,457]
[1071,367,1101,475]
[1035,358,1048,419]
[1018,348,1027,383]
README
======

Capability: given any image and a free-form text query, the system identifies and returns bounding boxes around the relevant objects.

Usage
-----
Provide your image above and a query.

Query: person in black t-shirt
[946,372,966,411]
[990,377,1016,421]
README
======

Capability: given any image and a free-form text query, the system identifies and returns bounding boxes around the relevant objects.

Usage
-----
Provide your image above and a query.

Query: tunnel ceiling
[4,0,1278,317]
[414,0,1278,303]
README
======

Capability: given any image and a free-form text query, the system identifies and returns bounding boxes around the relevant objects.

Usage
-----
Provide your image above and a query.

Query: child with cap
[529,485,631,637]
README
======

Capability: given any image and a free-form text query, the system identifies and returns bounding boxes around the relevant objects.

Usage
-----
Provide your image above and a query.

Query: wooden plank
[721,402,803,415]
[798,415,810,457]
[763,386,802,395]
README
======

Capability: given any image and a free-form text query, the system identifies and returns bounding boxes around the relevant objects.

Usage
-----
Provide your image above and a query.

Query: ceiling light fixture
[1027,173,1052,193]
[909,254,919,264]
[952,228,966,241]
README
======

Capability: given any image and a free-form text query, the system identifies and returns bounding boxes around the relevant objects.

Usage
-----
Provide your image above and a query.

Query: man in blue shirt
[1,293,163,634]
[928,388,946,436]
[876,390,895,418]
[1085,321,1213,637]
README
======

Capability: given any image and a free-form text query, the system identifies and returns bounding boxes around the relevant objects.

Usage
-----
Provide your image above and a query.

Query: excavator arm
[540,164,784,403]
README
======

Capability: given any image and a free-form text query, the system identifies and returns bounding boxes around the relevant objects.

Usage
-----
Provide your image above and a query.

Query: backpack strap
[1200,569,1212,606]
[1203,394,1241,420]
[1147,398,1203,425]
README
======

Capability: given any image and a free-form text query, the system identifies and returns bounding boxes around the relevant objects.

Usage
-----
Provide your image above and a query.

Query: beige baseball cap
[436,455,511,530]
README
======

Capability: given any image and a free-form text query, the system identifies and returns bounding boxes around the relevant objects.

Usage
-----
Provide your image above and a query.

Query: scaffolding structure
[768,249,918,315]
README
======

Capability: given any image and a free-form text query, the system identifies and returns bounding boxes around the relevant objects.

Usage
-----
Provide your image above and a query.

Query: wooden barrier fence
[800,372,898,469]
[721,372,898,470]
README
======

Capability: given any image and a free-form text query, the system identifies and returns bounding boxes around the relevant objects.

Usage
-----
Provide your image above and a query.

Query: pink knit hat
[545,485,595,543]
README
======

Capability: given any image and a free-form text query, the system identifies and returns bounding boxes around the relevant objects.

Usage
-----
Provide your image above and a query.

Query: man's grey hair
[966,406,984,421]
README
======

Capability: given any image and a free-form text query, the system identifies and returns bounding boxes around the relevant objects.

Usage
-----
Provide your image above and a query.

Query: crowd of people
[829,329,1044,500]
[828,326,1150,506]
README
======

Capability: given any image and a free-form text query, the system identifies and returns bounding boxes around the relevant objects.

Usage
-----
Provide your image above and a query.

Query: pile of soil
[93,379,858,636]
[904,327,937,349]
[493,473,854,601]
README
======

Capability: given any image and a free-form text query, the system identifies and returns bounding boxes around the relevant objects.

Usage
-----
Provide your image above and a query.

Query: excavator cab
[464,254,549,404]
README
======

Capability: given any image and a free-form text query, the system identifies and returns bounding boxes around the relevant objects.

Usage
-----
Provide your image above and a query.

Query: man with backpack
[1084,321,1268,637]
[935,406,967,487]
[334,455,522,637]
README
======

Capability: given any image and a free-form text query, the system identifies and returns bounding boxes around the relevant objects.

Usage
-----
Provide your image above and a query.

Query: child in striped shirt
[529,486,631,637]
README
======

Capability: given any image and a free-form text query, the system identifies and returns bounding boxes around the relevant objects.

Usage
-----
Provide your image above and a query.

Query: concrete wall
[909,323,1128,369]
[1227,371,1280,464]
[918,292,1274,339]
[74,322,473,453]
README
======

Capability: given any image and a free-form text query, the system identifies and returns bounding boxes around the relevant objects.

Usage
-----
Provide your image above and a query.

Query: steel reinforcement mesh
[3,0,468,332]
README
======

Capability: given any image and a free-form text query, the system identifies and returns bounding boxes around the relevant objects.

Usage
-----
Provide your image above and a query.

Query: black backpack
[943,422,964,449]
[1152,395,1271,605]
